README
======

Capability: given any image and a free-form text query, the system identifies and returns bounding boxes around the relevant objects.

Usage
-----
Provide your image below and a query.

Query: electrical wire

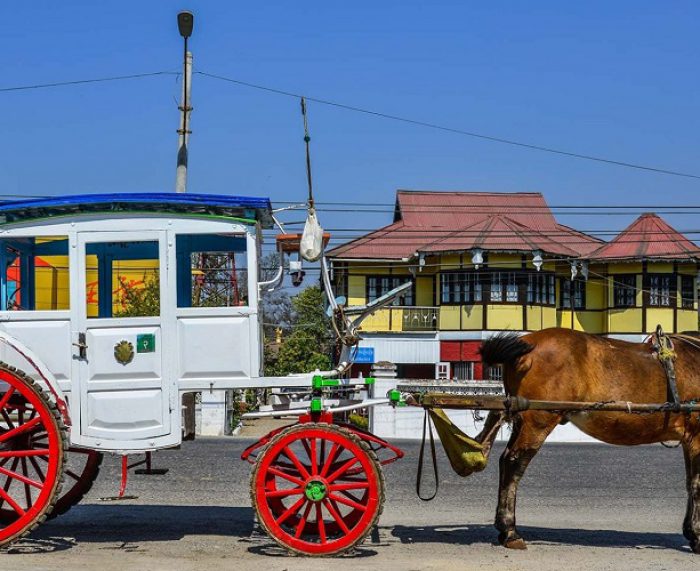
[196,70,700,180]
[0,71,178,93]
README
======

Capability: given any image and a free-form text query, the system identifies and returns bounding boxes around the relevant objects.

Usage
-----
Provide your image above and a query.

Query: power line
[0,71,178,93]
[196,70,700,180]
[272,201,700,209]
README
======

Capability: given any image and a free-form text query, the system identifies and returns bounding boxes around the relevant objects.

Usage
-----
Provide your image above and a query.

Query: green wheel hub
[304,480,327,502]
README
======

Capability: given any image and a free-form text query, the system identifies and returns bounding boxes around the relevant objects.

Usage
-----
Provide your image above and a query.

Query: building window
[646,274,673,307]
[333,264,348,300]
[440,272,481,304]
[613,275,637,308]
[489,272,519,303]
[367,276,413,306]
[681,275,695,309]
[452,361,474,381]
[486,365,503,381]
[527,273,555,305]
[436,362,451,379]
[560,278,586,310]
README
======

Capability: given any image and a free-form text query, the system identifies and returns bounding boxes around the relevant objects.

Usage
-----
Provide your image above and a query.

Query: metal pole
[175,42,193,193]
[417,393,700,414]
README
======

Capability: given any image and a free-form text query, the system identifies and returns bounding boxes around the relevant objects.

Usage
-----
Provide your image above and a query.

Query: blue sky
[2,1,699,244]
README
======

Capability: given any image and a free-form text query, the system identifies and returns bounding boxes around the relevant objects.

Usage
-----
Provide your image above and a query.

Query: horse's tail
[479,332,534,369]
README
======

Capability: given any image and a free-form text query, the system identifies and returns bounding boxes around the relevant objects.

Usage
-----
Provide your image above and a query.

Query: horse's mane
[480,332,534,366]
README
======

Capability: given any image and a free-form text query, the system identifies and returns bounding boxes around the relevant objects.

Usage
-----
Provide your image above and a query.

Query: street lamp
[178,11,194,39]
[175,11,194,193]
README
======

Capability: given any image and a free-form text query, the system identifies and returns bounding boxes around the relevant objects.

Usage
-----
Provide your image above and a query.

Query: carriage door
[75,231,170,442]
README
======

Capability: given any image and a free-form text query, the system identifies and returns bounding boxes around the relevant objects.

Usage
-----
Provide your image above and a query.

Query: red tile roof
[327,190,603,260]
[590,213,700,261]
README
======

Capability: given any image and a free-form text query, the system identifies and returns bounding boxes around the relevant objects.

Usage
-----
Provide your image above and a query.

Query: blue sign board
[351,347,375,364]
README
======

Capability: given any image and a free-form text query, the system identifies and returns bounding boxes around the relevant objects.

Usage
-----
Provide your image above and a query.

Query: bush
[348,413,369,431]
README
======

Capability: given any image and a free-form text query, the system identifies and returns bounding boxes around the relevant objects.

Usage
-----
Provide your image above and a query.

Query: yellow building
[327,191,699,380]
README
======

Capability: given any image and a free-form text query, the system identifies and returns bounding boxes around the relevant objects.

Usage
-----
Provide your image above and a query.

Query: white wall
[370,378,598,443]
[359,334,439,364]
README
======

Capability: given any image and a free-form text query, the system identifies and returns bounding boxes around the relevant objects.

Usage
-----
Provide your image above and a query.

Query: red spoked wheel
[252,423,384,556]
[46,447,102,519]
[0,364,66,545]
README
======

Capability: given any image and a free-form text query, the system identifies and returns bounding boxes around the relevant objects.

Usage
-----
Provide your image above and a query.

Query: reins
[670,334,700,353]
[416,410,439,501]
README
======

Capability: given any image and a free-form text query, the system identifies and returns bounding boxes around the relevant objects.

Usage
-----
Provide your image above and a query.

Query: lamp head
[471,248,484,270]
[177,11,194,39]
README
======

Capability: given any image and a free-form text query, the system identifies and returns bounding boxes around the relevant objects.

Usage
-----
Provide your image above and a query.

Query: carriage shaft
[418,394,700,414]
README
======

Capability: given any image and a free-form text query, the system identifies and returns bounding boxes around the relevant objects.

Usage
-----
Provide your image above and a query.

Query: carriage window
[176,234,248,308]
[2,236,70,311]
[86,240,160,318]
[613,275,637,308]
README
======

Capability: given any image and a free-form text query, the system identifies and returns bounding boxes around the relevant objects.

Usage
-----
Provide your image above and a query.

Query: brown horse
[478,327,700,552]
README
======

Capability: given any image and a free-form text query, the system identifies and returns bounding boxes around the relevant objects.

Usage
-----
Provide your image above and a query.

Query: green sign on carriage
[136,333,156,353]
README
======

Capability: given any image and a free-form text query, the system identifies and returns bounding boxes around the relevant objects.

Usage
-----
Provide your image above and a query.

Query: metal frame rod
[417,393,700,414]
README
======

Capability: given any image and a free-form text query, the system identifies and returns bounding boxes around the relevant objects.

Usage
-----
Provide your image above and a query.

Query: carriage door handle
[73,332,88,359]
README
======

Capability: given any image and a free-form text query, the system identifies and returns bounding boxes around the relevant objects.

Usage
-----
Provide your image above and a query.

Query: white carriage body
[0,194,312,452]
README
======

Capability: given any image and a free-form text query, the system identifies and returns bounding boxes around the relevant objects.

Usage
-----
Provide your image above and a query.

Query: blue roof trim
[0,193,274,227]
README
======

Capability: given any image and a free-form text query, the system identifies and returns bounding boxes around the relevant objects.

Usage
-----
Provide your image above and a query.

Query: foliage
[229,389,259,431]
[348,413,369,430]
[266,285,333,376]
[260,253,294,339]
[114,272,160,317]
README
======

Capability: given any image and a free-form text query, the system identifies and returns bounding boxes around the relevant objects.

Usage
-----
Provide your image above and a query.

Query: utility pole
[175,11,194,193]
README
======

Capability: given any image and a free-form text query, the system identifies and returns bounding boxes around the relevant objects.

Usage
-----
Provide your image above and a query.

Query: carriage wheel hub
[304,480,327,502]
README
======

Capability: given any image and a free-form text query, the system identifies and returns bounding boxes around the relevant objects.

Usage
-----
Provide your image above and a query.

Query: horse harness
[651,325,681,409]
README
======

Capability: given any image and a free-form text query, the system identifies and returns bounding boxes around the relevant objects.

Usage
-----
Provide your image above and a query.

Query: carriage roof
[0,192,274,228]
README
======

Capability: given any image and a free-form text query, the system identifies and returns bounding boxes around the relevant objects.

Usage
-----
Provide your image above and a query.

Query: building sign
[351,347,374,364]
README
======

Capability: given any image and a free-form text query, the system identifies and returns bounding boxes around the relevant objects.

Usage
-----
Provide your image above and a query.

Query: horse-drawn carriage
[0,192,406,554]
[0,191,699,557]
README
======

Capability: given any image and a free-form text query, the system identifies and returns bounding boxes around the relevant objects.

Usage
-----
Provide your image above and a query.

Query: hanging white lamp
[532,250,543,272]
[472,248,484,269]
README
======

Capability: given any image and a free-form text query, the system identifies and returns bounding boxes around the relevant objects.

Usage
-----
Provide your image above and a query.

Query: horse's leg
[475,411,505,459]
[495,410,561,549]
[682,434,700,552]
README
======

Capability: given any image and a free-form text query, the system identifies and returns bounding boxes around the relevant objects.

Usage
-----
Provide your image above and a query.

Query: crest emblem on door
[114,340,135,365]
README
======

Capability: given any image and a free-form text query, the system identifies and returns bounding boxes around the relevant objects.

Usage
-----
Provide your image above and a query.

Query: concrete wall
[370,378,597,443]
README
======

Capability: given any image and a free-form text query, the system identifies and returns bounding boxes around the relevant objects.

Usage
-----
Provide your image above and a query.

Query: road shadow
[4,504,255,554]
[389,523,690,552]
[6,506,690,556]
[6,503,379,559]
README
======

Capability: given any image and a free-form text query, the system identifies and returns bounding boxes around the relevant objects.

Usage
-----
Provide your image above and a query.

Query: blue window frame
[176,234,248,308]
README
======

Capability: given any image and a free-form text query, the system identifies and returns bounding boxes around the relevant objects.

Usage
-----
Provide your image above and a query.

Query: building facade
[328,191,700,381]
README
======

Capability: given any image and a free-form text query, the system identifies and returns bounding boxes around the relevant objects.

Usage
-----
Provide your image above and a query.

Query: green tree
[269,285,333,376]
[114,272,160,317]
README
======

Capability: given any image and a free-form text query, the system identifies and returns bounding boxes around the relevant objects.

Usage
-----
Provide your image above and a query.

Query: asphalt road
[1,437,697,571]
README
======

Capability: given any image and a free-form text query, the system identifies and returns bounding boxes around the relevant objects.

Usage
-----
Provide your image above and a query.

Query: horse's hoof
[689,539,700,554]
[504,538,527,550]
